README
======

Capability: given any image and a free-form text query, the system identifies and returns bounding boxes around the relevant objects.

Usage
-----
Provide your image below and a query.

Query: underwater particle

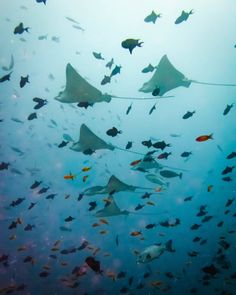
[126,103,132,115]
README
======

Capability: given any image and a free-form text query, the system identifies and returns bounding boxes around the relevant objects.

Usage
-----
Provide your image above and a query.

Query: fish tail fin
[25,27,30,32]
[210,134,214,140]
[165,240,175,252]
[190,9,194,14]
[138,41,144,47]
[179,173,183,179]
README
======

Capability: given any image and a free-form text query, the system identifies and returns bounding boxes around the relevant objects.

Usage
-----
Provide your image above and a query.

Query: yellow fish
[82,167,92,172]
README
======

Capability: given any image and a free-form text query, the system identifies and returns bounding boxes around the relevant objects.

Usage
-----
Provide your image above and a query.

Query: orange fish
[196,134,213,142]
[82,175,89,182]
[207,185,213,192]
[64,172,76,180]
[82,167,92,172]
[99,218,109,225]
[130,159,141,166]
[130,231,142,237]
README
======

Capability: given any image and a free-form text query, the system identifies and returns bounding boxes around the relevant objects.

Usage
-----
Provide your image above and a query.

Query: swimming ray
[94,196,168,217]
[83,175,153,196]
[70,124,115,153]
[139,55,236,96]
[55,63,172,105]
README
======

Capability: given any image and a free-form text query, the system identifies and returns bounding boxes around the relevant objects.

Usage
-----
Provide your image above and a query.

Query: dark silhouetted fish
[152,141,170,150]
[77,102,93,108]
[36,0,47,4]
[160,170,182,179]
[226,152,236,159]
[126,103,132,115]
[222,166,234,175]
[106,127,122,137]
[142,63,155,73]
[85,256,102,274]
[64,216,75,222]
[0,72,12,83]
[20,75,29,88]
[202,264,219,276]
[126,141,132,149]
[182,111,195,119]
[111,65,121,77]
[14,22,29,34]
[0,162,10,170]
[223,104,233,115]
[101,75,111,85]
[33,97,47,109]
[158,152,171,159]
[10,198,25,207]
[38,187,49,194]
[58,140,69,148]
[142,140,152,148]
[106,58,114,69]
[30,181,42,189]
[121,39,143,54]
[28,112,37,120]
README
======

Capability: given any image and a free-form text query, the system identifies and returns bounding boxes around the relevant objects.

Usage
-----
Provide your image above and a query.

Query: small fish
[181,151,192,158]
[83,175,89,182]
[58,141,69,148]
[222,176,232,182]
[130,231,142,237]
[196,134,213,142]
[99,230,108,235]
[36,0,47,4]
[222,166,234,175]
[149,103,157,115]
[51,36,60,43]
[126,103,133,115]
[145,223,156,229]
[190,224,201,230]
[38,187,49,194]
[126,141,132,149]
[207,185,213,192]
[20,75,29,88]
[0,162,10,170]
[142,63,155,73]
[92,222,100,227]
[92,52,104,60]
[144,10,161,24]
[85,256,102,274]
[14,22,29,34]
[152,140,170,150]
[106,58,114,69]
[0,72,12,83]
[64,173,76,180]
[150,280,163,287]
[83,148,95,155]
[82,167,91,172]
[30,180,42,189]
[24,224,35,231]
[152,87,160,96]
[157,152,171,159]
[142,140,152,148]
[121,38,143,54]
[77,101,93,108]
[182,111,195,119]
[11,117,24,124]
[99,218,109,225]
[135,204,145,211]
[111,65,121,77]
[106,127,122,137]
[72,24,84,31]
[160,170,182,179]
[202,264,219,276]
[27,112,37,120]
[33,97,47,109]
[101,75,111,85]
[175,10,193,24]
[130,159,141,166]
[38,34,47,40]
[28,202,37,210]
[226,152,236,159]
[10,198,25,207]
[146,201,155,206]
[223,104,234,115]
[64,216,75,222]
[88,201,97,211]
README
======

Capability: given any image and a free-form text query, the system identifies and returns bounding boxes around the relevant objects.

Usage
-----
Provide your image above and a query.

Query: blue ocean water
[0,0,236,294]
